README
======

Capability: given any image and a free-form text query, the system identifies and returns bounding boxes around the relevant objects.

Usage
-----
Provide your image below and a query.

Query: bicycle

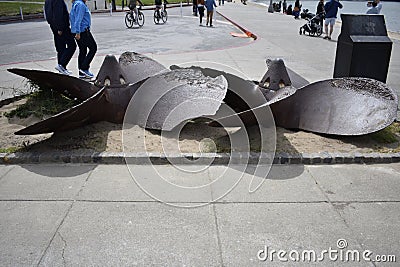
[153,3,167,24]
[125,7,145,28]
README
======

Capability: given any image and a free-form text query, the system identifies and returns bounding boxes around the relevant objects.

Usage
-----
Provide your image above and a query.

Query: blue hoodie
[324,0,343,19]
[70,0,91,34]
[205,0,217,10]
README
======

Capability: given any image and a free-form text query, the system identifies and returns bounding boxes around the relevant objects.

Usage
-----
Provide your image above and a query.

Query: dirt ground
[1,98,399,154]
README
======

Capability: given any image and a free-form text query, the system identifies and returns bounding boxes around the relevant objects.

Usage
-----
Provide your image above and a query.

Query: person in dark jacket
[323,0,342,40]
[316,0,324,28]
[282,0,287,13]
[45,0,76,75]
[205,0,217,27]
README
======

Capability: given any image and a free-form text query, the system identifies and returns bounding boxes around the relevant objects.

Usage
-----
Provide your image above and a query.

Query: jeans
[76,30,97,71]
[198,6,204,23]
[51,27,76,68]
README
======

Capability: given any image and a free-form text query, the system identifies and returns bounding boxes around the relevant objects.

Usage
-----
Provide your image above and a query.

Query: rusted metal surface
[8,53,399,136]
[7,68,99,101]
[270,77,398,135]
[170,65,268,127]
[119,51,167,84]
[126,68,228,131]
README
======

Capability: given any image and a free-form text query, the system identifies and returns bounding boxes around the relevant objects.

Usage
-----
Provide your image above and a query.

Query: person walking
[316,0,325,29]
[323,0,342,40]
[45,0,76,75]
[198,0,205,26]
[282,0,287,13]
[193,0,198,16]
[70,0,97,79]
[205,0,217,27]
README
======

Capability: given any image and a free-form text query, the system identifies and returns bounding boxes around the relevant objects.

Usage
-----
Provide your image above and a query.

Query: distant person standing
[205,0,217,27]
[374,0,382,13]
[198,0,205,26]
[367,1,379,14]
[44,0,76,75]
[282,0,287,13]
[368,0,383,13]
[316,0,324,28]
[193,0,198,16]
[70,0,97,79]
[323,0,342,40]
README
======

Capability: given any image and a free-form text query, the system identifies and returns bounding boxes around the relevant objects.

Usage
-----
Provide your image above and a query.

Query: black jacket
[317,1,324,14]
[45,0,70,31]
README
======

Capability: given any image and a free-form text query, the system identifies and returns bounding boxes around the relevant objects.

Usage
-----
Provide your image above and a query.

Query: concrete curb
[1,151,400,165]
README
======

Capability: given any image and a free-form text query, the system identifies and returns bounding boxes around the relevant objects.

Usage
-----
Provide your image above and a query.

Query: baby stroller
[299,13,323,36]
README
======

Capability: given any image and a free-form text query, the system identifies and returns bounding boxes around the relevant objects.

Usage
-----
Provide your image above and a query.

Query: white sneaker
[55,64,70,75]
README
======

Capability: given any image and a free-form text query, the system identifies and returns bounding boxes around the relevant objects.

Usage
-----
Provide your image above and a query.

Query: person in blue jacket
[205,0,217,27]
[323,0,342,40]
[70,0,97,79]
[45,0,76,75]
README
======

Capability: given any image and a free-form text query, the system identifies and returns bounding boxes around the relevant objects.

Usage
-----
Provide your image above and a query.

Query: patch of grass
[370,122,400,144]
[4,83,78,119]
[0,2,44,16]
[0,147,21,153]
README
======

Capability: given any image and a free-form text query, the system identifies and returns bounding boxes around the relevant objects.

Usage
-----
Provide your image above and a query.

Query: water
[252,0,400,32]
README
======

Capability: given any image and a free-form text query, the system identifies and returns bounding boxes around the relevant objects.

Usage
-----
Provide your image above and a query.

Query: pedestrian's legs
[324,23,328,37]
[59,29,76,69]
[198,6,204,24]
[76,37,87,70]
[209,10,213,26]
[206,10,210,25]
[329,24,333,38]
[79,31,97,71]
[53,30,65,66]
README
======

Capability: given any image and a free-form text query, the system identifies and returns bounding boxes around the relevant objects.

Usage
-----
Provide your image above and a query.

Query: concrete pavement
[1,3,399,99]
[0,163,399,266]
[0,3,400,266]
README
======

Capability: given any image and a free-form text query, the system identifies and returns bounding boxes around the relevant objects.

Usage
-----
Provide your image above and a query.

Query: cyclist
[129,0,144,23]
[155,0,168,19]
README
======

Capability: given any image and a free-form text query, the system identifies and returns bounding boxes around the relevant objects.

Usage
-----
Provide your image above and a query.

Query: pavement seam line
[36,201,74,267]
[2,199,400,204]
[58,232,67,267]
[74,165,96,200]
[0,165,15,182]
[212,204,225,267]
[35,157,95,266]
[208,168,225,266]
[305,166,376,265]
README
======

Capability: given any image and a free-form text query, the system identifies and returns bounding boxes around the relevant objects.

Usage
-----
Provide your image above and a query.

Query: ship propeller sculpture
[8,51,398,136]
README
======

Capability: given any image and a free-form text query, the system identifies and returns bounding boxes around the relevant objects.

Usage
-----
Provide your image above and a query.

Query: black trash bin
[333,14,392,83]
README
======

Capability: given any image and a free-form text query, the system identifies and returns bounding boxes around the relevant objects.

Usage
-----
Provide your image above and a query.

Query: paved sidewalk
[1,3,399,99]
[0,163,399,266]
[0,3,400,266]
